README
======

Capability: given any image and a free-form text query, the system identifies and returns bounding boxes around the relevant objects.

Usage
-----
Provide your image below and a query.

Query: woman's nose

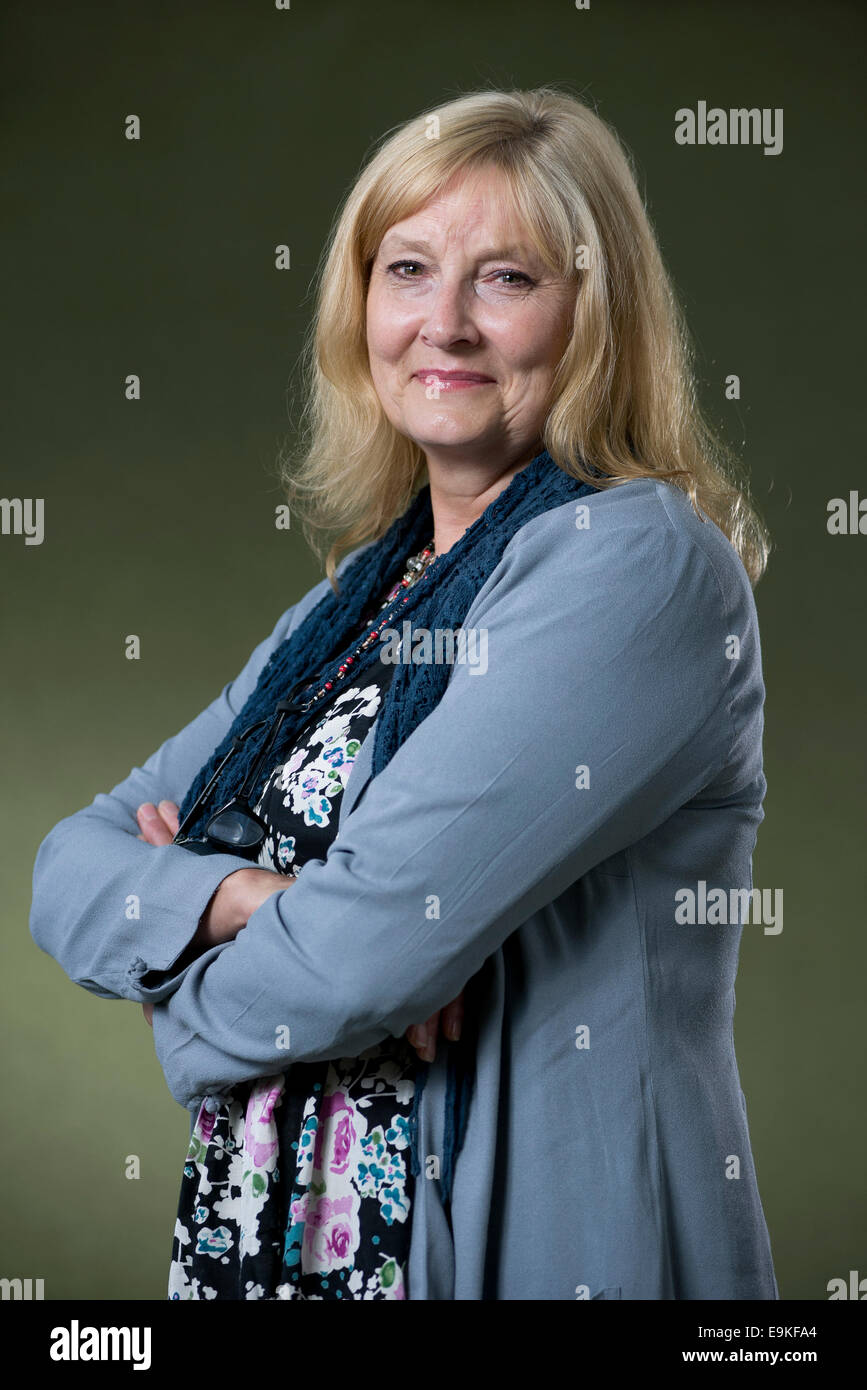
[420,278,480,347]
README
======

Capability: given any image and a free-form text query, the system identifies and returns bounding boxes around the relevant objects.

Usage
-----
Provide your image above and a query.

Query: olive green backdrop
[1,0,863,1300]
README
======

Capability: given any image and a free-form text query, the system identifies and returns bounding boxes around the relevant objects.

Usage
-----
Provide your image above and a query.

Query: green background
[1,0,864,1300]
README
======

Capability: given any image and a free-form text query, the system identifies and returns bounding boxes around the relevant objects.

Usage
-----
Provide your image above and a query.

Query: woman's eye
[385,261,534,288]
[491,269,534,287]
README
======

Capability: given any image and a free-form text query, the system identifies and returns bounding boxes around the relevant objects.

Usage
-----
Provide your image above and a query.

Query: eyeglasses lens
[206,804,267,853]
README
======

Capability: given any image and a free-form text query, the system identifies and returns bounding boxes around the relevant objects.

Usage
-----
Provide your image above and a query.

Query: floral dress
[167,657,422,1300]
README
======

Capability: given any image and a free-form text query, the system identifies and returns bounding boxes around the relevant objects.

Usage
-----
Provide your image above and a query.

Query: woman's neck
[426,444,541,555]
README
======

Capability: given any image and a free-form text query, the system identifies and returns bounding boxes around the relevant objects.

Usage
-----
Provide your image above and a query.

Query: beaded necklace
[290,537,437,716]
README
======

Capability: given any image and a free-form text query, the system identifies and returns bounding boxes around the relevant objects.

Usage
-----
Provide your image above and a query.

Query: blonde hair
[279,85,770,588]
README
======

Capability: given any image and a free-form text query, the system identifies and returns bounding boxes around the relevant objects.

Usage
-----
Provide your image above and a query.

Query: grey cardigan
[30,477,779,1300]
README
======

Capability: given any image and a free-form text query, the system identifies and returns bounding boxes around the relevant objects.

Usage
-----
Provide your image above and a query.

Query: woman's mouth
[413,370,495,392]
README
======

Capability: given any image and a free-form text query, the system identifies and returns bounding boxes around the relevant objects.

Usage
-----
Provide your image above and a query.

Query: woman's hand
[406,994,464,1063]
[135,799,181,845]
[135,800,288,947]
[135,799,287,1027]
[134,800,466,1059]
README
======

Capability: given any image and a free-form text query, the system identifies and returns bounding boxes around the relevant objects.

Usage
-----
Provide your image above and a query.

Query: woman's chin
[401,416,498,453]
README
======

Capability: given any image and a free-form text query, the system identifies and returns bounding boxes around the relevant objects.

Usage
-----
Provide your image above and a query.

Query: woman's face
[366,166,577,472]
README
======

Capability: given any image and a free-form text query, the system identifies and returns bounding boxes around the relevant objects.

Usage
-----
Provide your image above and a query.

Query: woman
[30,86,778,1300]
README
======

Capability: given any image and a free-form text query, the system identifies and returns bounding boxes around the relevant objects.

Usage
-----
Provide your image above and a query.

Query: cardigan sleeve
[28,576,334,1003]
[150,488,761,1111]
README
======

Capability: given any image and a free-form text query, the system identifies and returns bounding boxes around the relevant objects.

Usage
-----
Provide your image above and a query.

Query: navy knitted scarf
[176,446,598,1202]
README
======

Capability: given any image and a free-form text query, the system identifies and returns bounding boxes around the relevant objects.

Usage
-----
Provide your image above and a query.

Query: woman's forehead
[376,173,545,261]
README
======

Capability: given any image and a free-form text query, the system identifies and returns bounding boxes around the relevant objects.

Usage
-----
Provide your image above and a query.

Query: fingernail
[422,1040,436,1063]
[140,805,159,821]
[410,1025,428,1050]
[444,1018,461,1041]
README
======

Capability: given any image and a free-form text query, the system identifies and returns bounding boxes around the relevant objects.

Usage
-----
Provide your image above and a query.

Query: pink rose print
[289,1193,309,1225]
[312,1091,359,1176]
[243,1076,284,1169]
[195,1104,217,1146]
[303,1194,360,1272]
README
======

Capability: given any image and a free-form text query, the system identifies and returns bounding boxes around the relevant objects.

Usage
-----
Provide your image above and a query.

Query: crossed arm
[134,799,463,1061]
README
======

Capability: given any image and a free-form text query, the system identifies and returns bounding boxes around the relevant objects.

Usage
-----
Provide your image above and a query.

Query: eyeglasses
[172,676,323,860]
